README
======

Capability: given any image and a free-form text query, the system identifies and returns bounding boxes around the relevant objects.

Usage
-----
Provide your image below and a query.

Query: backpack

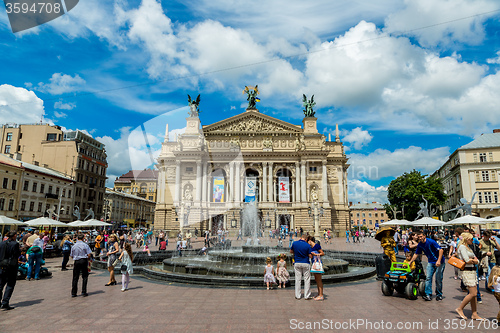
[470,242,481,259]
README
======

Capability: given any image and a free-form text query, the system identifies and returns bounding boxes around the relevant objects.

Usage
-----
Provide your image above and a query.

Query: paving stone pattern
[0,237,498,332]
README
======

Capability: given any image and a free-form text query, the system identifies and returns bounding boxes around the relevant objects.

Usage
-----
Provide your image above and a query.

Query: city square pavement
[1,237,498,332]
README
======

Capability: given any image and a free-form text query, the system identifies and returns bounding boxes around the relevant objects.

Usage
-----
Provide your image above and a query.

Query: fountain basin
[163,256,348,277]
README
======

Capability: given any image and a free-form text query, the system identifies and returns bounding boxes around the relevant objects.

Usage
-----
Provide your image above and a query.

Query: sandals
[313,296,324,301]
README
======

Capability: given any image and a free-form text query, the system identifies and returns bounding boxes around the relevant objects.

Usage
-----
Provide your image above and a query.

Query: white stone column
[162,165,167,203]
[235,162,241,203]
[174,160,181,203]
[291,215,294,230]
[322,161,328,202]
[202,163,207,204]
[301,161,307,202]
[207,164,212,203]
[273,179,276,202]
[223,214,227,229]
[263,162,267,202]
[196,161,202,202]
[268,162,273,202]
[291,182,295,203]
[241,179,245,203]
[295,162,300,203]
[157,163,163,203]
[229,162,234,202]
[337,168,344,204]
[259,178,262,202]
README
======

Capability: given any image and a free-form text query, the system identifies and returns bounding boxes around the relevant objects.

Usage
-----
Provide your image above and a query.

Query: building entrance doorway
[211,214,224,234]
[278,214,291,235]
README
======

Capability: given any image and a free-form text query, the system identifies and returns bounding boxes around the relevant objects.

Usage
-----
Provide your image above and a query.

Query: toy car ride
[381,261,426,300]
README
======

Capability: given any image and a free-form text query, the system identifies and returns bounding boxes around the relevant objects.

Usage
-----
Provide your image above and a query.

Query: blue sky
[1,0,500,203]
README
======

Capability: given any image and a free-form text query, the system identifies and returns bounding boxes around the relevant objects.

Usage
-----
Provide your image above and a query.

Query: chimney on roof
[372,201,376,203]
[349,201,352,206]
[494,129,500,133]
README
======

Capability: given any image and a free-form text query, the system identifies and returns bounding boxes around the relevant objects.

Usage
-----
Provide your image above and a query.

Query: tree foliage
[385,170,446,221]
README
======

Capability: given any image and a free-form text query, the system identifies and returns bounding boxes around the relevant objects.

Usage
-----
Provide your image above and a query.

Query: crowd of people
[397,226,500,321]
[1,224,500,321]
[345,229,369,243]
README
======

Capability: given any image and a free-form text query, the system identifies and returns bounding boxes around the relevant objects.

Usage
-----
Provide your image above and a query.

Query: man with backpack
[0,231,21,310]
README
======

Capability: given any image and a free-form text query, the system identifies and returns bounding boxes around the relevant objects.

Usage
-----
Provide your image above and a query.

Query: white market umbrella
[26,217,69,227]
[379,219,412,226]
[72,219,112,227]
[411,217,446,227]
[67,220,84,227]
[478,216,500,223]
[445,215,489,226]
[0,215,27,226]
[0,215,27,234]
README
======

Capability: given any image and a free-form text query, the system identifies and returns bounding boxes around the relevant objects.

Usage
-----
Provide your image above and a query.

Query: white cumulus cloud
[342,127,373,150]
[54,101,76,110]
[0,84,45,124]
[384,0,499,48]
[349,146,450,180]
[35,73,86,95]
[348,179,388,204]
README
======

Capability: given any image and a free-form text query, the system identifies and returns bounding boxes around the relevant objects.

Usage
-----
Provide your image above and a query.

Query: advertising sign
[213,177,225,202]
[278,177,290,202]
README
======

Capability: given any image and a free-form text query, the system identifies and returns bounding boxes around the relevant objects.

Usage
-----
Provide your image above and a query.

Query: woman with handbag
[118,243,134,292]
[455,233,484,321]
[105,234,120,286]
[307,236,325,301]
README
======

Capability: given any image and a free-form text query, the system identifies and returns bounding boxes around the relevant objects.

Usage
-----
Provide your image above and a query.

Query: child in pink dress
[263,257,276,290]
[276,254,290,288]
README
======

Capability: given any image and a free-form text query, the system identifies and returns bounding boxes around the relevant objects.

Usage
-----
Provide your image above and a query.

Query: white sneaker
[121,288,125,292]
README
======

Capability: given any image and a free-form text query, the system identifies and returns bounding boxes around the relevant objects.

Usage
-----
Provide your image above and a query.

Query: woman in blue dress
[308,236,325,301]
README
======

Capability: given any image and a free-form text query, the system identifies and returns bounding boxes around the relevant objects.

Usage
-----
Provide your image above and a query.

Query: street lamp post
[57,182,74,222]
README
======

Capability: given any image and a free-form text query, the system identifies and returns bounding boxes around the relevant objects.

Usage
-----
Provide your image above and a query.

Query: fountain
[150,202,370,286]
[241,203,268,252]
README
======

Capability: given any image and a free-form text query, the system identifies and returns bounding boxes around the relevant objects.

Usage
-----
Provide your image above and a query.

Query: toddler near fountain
[263,257,276,290]
[276,254,290,288]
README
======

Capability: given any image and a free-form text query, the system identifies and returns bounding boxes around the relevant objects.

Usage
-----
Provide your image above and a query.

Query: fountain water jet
[241,202,260,245]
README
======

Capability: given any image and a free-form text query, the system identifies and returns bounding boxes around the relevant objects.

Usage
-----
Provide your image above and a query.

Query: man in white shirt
[70,234,92,297]
[135,232,142,248]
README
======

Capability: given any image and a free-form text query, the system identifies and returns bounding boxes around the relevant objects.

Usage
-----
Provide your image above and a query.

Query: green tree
[385,170,446,221]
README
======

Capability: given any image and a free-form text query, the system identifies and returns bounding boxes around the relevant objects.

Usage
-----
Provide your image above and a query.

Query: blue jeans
[289,239,293,248]
[27,252,42,279]
[346,236,350,243]
[486,262,495,291]
[425,262,445,297]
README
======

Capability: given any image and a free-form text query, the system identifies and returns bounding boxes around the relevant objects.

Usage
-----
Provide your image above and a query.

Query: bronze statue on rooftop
[302,94,316,117]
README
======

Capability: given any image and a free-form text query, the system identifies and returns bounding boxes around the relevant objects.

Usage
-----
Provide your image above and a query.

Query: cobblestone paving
[0,238,498,332]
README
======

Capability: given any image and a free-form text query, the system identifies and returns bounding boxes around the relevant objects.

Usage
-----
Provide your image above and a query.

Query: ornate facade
[155,106,350,237]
